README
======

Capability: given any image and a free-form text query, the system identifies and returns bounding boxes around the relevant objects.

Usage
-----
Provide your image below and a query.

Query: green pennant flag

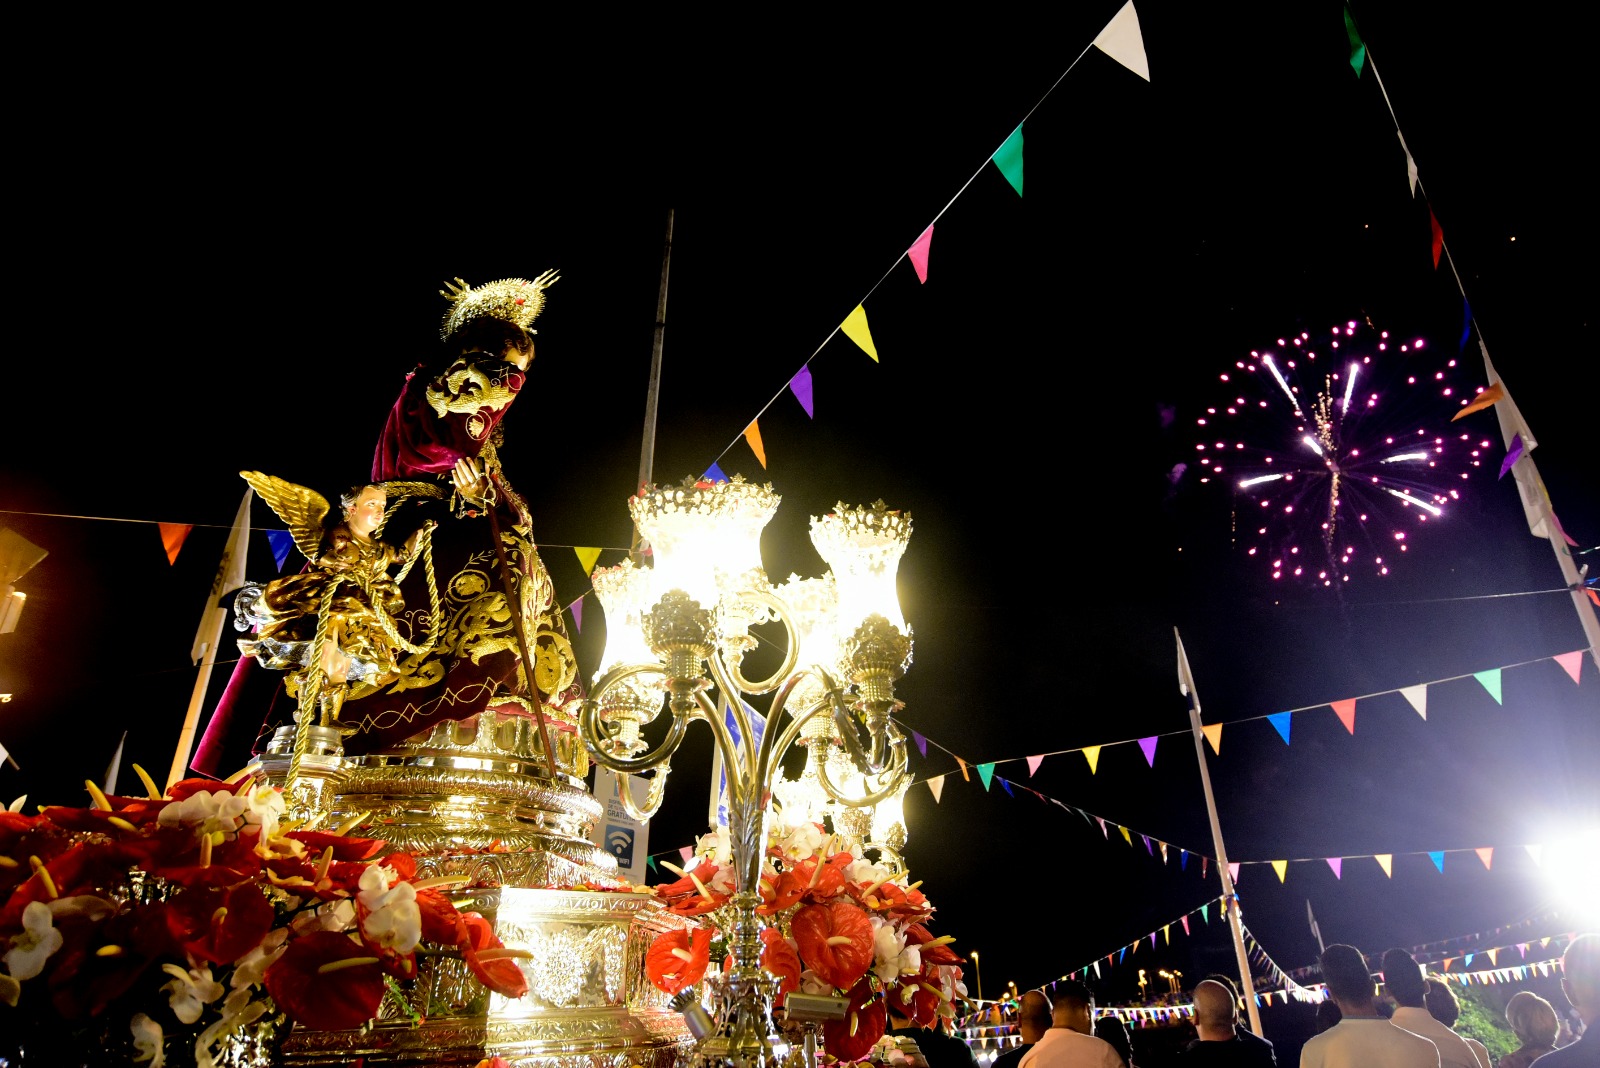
[977,762,996,790]
[1474,668,1504,704]
[646,855,657,873]
[992,124,1024,197]
[1343,6,1367,77]
[1201,903,1210,924]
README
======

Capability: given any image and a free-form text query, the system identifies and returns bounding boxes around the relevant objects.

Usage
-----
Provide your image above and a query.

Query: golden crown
[439,268,560,340]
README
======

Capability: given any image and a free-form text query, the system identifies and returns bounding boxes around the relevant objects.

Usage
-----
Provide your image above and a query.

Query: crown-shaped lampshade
[591,559,656,678]
[631,477,781,608]
[808,502,911,637]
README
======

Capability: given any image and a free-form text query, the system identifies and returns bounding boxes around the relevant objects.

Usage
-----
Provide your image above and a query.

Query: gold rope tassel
[286,579,343,805]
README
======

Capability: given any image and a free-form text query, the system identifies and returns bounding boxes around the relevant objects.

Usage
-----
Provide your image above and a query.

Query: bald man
[993,991,1053,1068]
[1534,933,1600,1067]
[1180,979,1277,1064]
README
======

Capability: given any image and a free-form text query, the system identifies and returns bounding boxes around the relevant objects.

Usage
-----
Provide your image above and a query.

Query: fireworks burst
[1191,319,1496,585]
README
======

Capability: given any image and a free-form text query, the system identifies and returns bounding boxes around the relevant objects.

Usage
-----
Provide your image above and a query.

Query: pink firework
[1192,319,1494,585]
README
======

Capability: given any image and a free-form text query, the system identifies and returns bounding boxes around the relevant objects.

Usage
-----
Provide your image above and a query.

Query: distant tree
[1445,983,1518,1062]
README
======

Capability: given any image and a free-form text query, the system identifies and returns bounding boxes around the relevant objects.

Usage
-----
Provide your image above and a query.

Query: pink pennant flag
[1180,916,1190,936]
[1227,862,1240,885]
[1026,754,1044,777]
[569,595,584,633]
[1476,847,1494,870]
[679,846,693,864]
[907,225,934,283]
[928,775,945,803]
[1330,698,1356,734]
[1326,857,1342,879]
[1554,650,1584,684]
[1138,736,1158,767]
[1096,816,1108,838]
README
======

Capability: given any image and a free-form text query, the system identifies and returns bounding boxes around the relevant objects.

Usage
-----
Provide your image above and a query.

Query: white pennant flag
[927,775,945,804]
[1400,684,1428,719]
[1093,2,1151,82]
[1398,131,1419,196]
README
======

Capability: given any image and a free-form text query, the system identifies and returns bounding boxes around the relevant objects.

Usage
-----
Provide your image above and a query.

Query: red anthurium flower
[655,861,720,900]
[416,888,467,947]
[458,911,529,999]
[789,856,847,904]
[264,930,387,1031]
[645,927,713,994]
[759,926,802,1004]
[791,901,874,990]
[891,966,943,1028]
[171,880,276,965]
[821,978,886,1062]
[758,868,806,915]
[282,830,386,863]
[903,923,961,966]
[0,841,140,930]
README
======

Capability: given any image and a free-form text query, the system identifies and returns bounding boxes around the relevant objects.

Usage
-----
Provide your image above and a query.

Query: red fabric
[371,362,524,481]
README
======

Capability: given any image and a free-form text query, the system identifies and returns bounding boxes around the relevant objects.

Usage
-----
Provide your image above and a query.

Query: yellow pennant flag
[840,305,879,362]
[159,522,193,565]
[744,420,768,468]
[1271,860,1288,883]
[1488,948,1499,965]
[1083,745,1102,774]
[1162,924,1170,945]
[1118,825,1132,846]
[1375,853,1393,877]
[574,546,602,576]
[1451,381,1504,421]
[1201,723,1223,754]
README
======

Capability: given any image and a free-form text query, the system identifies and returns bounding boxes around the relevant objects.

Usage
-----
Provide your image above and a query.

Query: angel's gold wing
[241,471,329,562]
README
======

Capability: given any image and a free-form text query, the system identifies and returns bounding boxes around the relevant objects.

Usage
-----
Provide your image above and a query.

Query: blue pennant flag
[266,529,294,571]
[703,462,729,484]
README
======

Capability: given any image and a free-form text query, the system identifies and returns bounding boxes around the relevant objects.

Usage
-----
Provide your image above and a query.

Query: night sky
[2,3,1596,1061]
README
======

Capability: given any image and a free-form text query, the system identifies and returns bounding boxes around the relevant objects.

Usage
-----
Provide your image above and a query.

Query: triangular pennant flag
[1138,736,1158,766]
[912,731,928,757]
[1330,699,1357,734]
[1200,904,1210,924]
[159,522,193,565]
[1400,684,1428,719]
[1474,668,1504,704]
[1375,853,1394,877]
[1150,932,1157,949]
[907,225,934,283]
[1459,298,1473,351]
[1096,816,1108,838]
[1180,850,1189,870]
[569,595,584,633]
[1500,433,1525,479]
[1093,961,1101,979]
[1119,825,1133,846]
[1343,5,1366,75]
[1201,856,1208,878]
[1554,650,1584,684]
[1181,916,1190,936]
[1083,746,1102,774]
[1228,862,1240,884]
[1327,857,1343,879]
[1026,754,1044,777]
[1119,947,1127,964]
[1464,953,1474,967]
[1429,851,1445,873]
[266,529,294,571]
[991,124,1024,196]
[743,420,768,469]
[704,462,729,484]
[1429,208,1445,268]
[1201,723,1223,755]
[956,757,971,781]
[1093,1,1151,81]
[1271,860,1288,883]
[1476,847,1494,870]
[574,546,602,576]
[928,775,945,803]
[1452,382,1504,421]
[1159,841,1168,864]
[1399,131,1419,196]
[645,855,657,873]
[1488,948,1499,965]
[788,365,815,419]
[840,304,879,362]
[1000,779,1014,798]
[1140,834,1152,854]
[1163,924,1171,945]
[976,763,996,791]
[1267,712,1292,745]
[679,846,693,864]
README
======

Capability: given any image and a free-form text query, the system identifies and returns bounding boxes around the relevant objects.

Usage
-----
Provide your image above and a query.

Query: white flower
[194,988,268,1068]
[846,857,892,887]
[161,962,224,1025]
[237,784,286,839]
[707,865,738,895]
[358,865,420,955]
[3,900,64,980]
[131,1012,166,1067]
[799,968,835,996]
[773,820,823,861]
[693,826,733,867]
[230,927,289,991]
[158,790,247,839]
[871,920,920,983]
[289,898,356,937]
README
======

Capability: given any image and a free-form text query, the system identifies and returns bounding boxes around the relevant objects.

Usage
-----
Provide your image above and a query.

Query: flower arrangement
[0,766,532,1067]
[641,812,968,1064]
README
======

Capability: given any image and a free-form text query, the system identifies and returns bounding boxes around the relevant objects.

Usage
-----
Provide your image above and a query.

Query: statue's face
[346,486,387,539]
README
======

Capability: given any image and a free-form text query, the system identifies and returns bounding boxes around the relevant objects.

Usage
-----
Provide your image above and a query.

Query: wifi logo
[604,824,635,865]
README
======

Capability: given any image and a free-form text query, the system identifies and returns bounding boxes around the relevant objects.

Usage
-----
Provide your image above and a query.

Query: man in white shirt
[1019,980,1123,1068]
[1300,944,1440,1068]
[1380,948,1490,1068]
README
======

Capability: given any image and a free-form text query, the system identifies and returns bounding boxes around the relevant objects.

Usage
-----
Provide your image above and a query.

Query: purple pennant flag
[1327,857,1343,879]
[1138,736,1158,766]
[1140,834,1153,855]
[266,529,294,571]
[703,462,729,484]
[788,365,815,419]
[912,731,928,757]
[569,595,583,633]
[1499,434,1524,479]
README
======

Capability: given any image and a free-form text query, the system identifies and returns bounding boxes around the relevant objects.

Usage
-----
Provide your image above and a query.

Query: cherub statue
[234,471,443,730]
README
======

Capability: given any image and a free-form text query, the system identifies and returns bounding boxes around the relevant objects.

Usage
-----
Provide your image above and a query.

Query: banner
[591,767,652,885]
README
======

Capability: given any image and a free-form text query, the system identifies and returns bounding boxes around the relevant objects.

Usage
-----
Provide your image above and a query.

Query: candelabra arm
[715,588,800,695]
[614,768,672,822]
[761,667,847,772]
[816,739,908,809]
[581,661,689,775]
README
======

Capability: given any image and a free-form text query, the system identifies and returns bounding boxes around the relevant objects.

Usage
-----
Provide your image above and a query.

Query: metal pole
[631,209,674,564]
[1176,628,1265,1037]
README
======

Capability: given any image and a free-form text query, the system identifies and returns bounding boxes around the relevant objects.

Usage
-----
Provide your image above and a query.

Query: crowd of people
[947,933,1595,1068]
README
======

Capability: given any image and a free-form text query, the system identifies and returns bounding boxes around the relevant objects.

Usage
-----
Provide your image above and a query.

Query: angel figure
[234,470,442,729]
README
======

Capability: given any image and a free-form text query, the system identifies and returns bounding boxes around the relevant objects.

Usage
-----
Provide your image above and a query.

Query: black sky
[2,3,1596,1058]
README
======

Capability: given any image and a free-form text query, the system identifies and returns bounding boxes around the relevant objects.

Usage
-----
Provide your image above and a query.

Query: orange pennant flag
[957,757,971,782]
[158,523,193,565]
[1200,723,1223,755]
[744,420,767,469]
[1476,847,1493,870]
[574,546,602,576]
[1271,860,1288,883]
[1375,854,1393,877]
[1083,745,1102,774]
[1330,698,1356,734]
[1451,381,1504,421]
